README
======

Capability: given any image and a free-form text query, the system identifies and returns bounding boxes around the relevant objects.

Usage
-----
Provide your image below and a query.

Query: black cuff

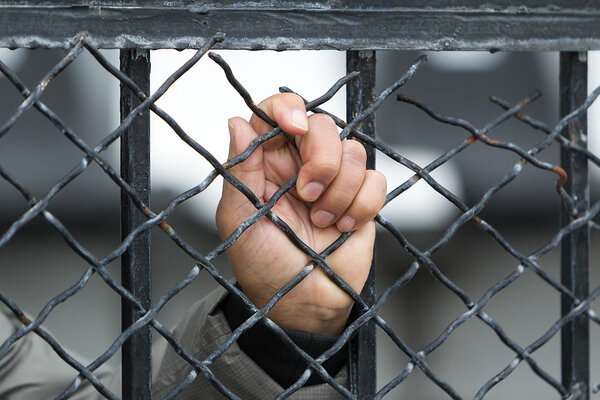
[221,292,348,388]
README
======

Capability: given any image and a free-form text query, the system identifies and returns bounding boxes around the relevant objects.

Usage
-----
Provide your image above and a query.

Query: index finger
[250,93,309,141]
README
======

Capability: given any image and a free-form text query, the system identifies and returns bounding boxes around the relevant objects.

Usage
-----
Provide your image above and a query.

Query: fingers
[250,93,309,139]
[249,94,343,196]
[309,139,387,232]
[235,92,387,233]
[310,140,366,226]
[225,117,265,199]
[296,114,343,202]
[336,170,387,232]
[217,117,265,235]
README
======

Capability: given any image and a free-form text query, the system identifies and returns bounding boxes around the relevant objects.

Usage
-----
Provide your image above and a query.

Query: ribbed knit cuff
[221,292,348,388]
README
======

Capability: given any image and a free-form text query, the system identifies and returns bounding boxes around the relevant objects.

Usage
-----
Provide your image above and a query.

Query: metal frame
[346,50,377,399]
[560,52,590,400]
[120,48,152,399]
[1,1,599,399]
[1,1,600,50]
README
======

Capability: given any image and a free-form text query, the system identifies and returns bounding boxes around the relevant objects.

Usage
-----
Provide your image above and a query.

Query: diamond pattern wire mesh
[0,33,599,399]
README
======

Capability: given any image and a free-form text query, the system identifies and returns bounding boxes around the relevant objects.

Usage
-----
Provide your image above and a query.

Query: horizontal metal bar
[0,0,598,9]
[1,4,600,50]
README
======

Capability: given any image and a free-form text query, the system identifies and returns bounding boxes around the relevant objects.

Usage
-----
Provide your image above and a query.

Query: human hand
[216,93,386,336]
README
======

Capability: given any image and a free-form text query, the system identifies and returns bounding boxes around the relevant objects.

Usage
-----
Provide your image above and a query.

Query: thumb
[217,117,265,233]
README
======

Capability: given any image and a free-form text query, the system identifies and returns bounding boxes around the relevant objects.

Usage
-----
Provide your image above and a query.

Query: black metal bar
[120,49,152,400]
[560,51,590,400]
[2,4,600,50]
[0,0,595,7]
[347,50,377,400]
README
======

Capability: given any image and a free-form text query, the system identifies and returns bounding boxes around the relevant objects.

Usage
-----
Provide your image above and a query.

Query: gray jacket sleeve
[0,285,347,399]
[0,306,118,400]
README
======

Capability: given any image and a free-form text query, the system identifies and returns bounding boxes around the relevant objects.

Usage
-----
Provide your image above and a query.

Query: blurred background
[0,47,598,399]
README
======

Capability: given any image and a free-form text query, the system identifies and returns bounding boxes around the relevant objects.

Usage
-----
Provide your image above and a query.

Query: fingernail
[313,210,335,227]
[291,109,308,131]
[228,119,236,139]
[338,216,356,232]
[301,182,324,201]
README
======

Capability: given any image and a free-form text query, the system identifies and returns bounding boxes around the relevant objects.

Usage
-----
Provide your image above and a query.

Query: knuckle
[370,170,388,193]
[309,112,336,128]
[274,93,305,111]
[362,200,382,217]
[333,187,358,207]
[317,160,340,179]
[342,141,367,166]
[263,92,299,107]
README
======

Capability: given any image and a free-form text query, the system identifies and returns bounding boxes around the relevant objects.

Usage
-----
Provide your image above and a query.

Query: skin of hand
[216,93,386,336]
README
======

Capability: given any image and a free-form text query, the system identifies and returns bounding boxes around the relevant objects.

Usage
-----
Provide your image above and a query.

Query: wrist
[238,280,355,336]
[259,297,353,336]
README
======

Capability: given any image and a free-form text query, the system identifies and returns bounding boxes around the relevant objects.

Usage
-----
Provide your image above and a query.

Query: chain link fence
[1,5,600,399]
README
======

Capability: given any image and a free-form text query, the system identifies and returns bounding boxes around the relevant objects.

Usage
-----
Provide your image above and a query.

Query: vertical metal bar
[560,51,589,400]
[120,49,152,400]
[347,50,377,399]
